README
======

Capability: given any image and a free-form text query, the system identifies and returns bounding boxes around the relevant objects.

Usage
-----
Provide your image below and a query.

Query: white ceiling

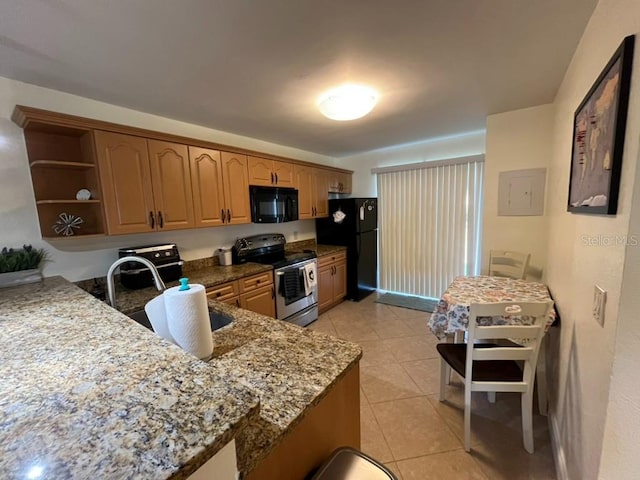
[0,0,596,157]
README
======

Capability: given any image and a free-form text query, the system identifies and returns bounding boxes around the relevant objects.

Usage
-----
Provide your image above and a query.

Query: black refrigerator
[315,198,377,301]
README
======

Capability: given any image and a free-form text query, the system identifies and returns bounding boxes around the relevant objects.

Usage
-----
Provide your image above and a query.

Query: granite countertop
[315,244,347,257]
[114,262,272,315]
[0,277,259,479]
[205,300,361,474]
[1,275,362,479]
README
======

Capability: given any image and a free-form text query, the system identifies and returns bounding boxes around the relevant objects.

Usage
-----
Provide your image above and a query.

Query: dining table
[427,275,557,415]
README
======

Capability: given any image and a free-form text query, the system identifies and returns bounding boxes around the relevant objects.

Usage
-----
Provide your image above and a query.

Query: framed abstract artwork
[567,35,634,215]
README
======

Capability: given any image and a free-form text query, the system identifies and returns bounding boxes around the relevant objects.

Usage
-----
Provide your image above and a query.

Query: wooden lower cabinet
[240,284,276,317]
[206,272,275,318]
[245,364,360,480]
[317,252,347,313]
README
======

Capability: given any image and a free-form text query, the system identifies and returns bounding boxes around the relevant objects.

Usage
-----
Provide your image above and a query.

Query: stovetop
[251,250,317,269]
[232,233,317,268]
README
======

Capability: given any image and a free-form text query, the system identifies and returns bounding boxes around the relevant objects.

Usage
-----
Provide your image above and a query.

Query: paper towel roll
[144,294,176,344]
[164,284,214,360]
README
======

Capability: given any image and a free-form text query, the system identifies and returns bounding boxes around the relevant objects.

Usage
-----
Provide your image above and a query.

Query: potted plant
[0,245,48,288]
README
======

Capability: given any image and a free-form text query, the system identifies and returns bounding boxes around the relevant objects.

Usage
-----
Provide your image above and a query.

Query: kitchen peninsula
[0,276,361,479]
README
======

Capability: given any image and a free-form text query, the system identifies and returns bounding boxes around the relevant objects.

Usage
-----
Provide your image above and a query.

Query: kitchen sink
[127,309,233,332]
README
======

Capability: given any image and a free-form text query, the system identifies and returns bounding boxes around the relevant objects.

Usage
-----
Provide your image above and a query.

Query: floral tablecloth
[428,275,556,339]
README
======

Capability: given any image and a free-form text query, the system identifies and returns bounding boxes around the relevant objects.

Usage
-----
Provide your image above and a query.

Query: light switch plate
[593,285,606,326]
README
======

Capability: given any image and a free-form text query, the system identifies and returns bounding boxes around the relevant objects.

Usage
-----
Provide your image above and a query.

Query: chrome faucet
[106,256,166,309]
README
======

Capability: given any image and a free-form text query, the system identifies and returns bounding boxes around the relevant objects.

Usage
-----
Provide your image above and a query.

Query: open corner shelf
[22,123,107,238]
[42,233,107,240]
[36,200,101,205]
[30,160,96,170]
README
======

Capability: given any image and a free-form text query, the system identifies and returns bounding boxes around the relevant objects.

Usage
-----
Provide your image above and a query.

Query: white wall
[482,105,554,280]
[338,130,486,197]
[0,76,334,281]
[542,0,640,478]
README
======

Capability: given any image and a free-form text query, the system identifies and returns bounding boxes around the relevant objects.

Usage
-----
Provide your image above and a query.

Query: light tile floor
[308,293,557,480]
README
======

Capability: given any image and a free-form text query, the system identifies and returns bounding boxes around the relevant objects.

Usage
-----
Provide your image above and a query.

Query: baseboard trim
[549,412,569,480]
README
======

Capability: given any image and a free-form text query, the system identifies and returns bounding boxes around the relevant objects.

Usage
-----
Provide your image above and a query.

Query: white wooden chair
[436,301,553,453]
[488,250,530,280]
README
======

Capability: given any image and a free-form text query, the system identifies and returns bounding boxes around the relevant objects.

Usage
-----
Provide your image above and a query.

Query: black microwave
[250,186,299,223]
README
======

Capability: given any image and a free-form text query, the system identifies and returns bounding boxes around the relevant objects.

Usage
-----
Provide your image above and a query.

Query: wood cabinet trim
[239,271,274,293]
[206,280,239,301]
[13,105,353,174]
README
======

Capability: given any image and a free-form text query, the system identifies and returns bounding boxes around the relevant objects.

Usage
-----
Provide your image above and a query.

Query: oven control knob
[154,253,160,258]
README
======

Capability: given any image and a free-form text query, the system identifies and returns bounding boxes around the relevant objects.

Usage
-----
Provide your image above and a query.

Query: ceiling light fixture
[317,84,379,121]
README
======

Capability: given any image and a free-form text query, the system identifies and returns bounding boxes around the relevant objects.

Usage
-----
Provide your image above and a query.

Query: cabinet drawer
[206,281,239,301]
[239,271,274,293]
[318,251,346,268]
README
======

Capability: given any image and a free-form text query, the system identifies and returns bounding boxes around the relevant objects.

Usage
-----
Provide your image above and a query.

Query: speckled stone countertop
[0,277,260,479]
[315,244,347,257]
[113,262,273,315]
[205,300,361,475]
[1,275,361,479]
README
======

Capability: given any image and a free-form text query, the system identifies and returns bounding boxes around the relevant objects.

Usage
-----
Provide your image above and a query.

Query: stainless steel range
[232,234,318,327]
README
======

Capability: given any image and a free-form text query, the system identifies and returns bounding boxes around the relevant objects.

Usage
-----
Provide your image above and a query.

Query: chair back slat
[471,301,549,318]
[488,250,530,280]
[473,347,534,361]
[474,324,541,340]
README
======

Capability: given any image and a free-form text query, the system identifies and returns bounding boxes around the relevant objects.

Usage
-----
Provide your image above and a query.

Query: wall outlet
[593,285,606,326]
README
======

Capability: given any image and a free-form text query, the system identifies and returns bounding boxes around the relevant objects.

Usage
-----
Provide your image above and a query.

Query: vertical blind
[376,158,484,299]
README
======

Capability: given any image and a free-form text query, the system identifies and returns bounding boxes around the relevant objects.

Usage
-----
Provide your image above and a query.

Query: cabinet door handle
[158,211,163,228]
[271,172,274,184]
[275,173,278,184]
[236,299,240,307]
[149,211,155,229]
[221,209,225,223]
[227,209,231,222]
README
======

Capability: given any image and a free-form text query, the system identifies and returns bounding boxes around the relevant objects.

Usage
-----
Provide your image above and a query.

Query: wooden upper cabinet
[147,140,195,231]
[295,165,330,219]
[272,161,295,188]
[247,156,274,186]
[95,131,155,235]
[314,168,329,218]
[221,152,251,225]
[328,171,352,194]
[248,156,295,188]
[189,146,225,228]
[295,164,315,219]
